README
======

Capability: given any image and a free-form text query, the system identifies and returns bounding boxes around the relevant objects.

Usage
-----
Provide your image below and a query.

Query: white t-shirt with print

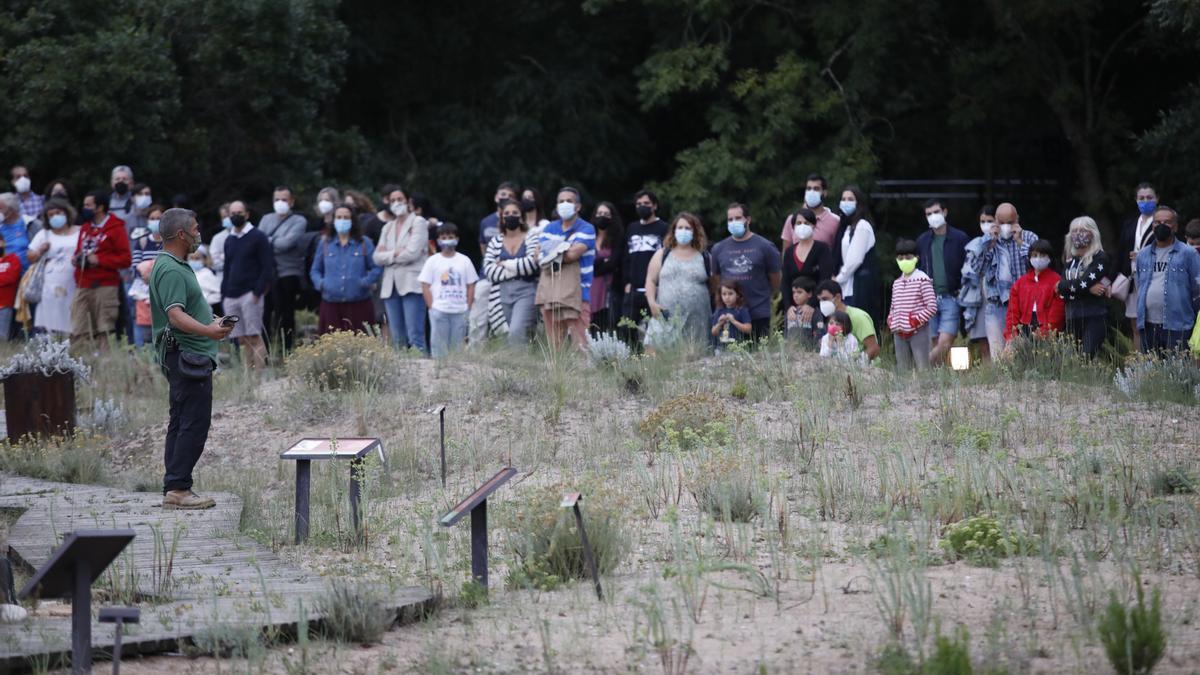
[418,252,479,314]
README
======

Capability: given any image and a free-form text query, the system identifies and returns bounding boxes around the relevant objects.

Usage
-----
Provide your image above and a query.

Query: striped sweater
[887,269,938,336]
[482,231,540,284]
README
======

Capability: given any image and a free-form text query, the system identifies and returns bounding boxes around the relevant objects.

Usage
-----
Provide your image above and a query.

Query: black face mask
[79,208,94,224]
[502,215,521,230]
[636,204,654,220]
[230,214,247,228]
[593,215,611,230]
[520,198,537,213]
[114,182,129,196]
[1154,223,1173,242]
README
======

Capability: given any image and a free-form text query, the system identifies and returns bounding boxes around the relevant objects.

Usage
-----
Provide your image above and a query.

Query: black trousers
[163,351,213,493]
[751,317,772,342]
[1140,323,1189,355]
[265,274,301,351]
[620,289,651,347]
[1068,314,1108,358]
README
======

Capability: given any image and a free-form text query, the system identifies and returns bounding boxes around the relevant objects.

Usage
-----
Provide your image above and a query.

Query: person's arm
[915,279,938,324]
[1048,287,1067,333]
[862,334,880,361]
[272,216,305,254]
[729,311,752,335]
[466,281,476,310]
[96,224,132,270]
[371,222,393,266]
[309,239,325,292]
[167,306,231,341]
[255,238,274,298]
[396,219,429,265]
[421,281,433,308]
[768,271,782,296]
[835,221,873,283]
[362,239,383,286]
[1004,280,1021,342]
[644,249,664,317]
[563,241,588,263]
[819,335,832,357]
[710,312,725,337]
[483,238,512,283]
[27,231,47,263]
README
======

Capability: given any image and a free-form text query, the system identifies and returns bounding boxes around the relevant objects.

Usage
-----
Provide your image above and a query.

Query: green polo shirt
[845,305,876,348]
[150,251,216,370]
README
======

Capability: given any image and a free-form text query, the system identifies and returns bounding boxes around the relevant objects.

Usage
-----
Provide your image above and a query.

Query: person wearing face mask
[888,239,938,372]
[1185,219,1200,254]
[589,201,626,334]
[830,187,881,328]
[0,193,31,274]
[149,208,235,510]
[419,223,479,357]
[128,204,167,347]
[644,213,716,350]
[187,246,222,312]
[10,165,44,223]
[915,199,970,365]
[258,185,308,351]
[107,165,144,235]
[712,202,782,341]
[28,199,80,337]
[815,280,881,361]
[70,189,132,351]
[536,187,596,352]
[1005,239,1065,343]
[208,203,233,278]
[372,185,429,352]
[483,199,541,346]
[976,202,1038,358]
[519,188,549,237]
[780,207,834,322]
[959,205,996,360]
[1056,216,1112,357]
[312,186,341,232]
[780,174,841,250]
[221,200,272,370]
[1134,206,1200,354]
[621,189,670,346]
[1115,183,1161,352]
[468,182,519,348]
[310,205,382,336]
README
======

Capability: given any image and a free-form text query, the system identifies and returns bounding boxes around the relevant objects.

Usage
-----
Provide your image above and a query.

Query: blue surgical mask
[221,217,234,230]
[334,218,352,234]
[727,220,746,238]
[438,238,458,250]
[675,228,694,246]
[1137,200,1157,216]
[840,200,857,216]
[48,214,68,229]
[556,201,576,220]
[147,219,160,234]
[188,260,205,271]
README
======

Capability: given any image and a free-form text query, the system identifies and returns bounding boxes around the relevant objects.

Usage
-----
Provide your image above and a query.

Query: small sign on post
[439,467,518,589]
[430,405,447,487]
[19,529,136,675]
[561,493,603,600]
[280,438,384,545]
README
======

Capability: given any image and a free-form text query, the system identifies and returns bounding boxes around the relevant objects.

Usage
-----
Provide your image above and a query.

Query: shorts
[930,295,961,337]
[70,286,121,339]
[221,291,264,338]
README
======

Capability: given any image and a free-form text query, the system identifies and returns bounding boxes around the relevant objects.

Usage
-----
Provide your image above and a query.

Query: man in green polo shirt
[816,279,881,361]
[150,208,233,509]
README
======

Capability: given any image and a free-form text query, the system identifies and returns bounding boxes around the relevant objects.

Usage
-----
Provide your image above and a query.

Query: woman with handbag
[27,198,79,338]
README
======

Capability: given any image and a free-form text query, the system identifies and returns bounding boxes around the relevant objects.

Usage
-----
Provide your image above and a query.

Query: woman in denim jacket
[310,205,383,335]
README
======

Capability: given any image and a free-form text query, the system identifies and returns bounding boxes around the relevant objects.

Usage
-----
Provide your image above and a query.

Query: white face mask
[980,221,992,236]
[926,212,946,229]
[796,223,814,240]
[999,223,1013,240]
[134,194,152,209]
[317,199,334,215]
[556,201,576,220]
[390,201,408,217]
[273,200,290,215]
[1030,256,1050,271]
[819,300,836,317]
[804,190,822,208]
[12,176,31,193]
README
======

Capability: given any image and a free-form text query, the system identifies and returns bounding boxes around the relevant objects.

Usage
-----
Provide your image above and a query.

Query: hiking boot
[163,490,216,510]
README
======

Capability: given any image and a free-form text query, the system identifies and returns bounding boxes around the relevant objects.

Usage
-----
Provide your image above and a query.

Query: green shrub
[286,330,404,391]
[1000,332,1111,385]
[0,432,110,485]
[1114,353,1200,406]
[638,393,732,451]
[689,450,764,522]
[940,515,1021,564]
[1098,583,1166,675]
[316,580,395,645]
[1150,465,1196,495]
[924,626,973,675]
[505,485,630,591]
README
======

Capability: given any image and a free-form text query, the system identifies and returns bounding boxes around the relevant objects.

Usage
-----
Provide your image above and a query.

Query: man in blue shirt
[0,193,31,272]
[537,187,595,352]
[1136,206,1200,354]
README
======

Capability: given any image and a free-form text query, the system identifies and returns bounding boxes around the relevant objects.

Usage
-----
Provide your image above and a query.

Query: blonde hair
[1065,215,1103,267]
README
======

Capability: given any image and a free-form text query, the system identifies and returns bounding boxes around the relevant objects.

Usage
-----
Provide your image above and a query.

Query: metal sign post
[431,405,447,487]
[561,493,603,600]
[19,529,136,674]
[440,467,518,589]
[99,607,140,675]
[280,438,384,545]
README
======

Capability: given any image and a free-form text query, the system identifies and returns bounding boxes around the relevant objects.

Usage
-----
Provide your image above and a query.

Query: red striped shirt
[888,270,938,334]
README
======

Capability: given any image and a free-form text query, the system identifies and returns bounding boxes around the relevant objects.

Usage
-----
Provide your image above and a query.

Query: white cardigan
[372,214,429,298]
[835,219,875,298]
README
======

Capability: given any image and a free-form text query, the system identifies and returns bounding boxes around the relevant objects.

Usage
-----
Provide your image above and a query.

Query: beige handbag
[535,259,582,320]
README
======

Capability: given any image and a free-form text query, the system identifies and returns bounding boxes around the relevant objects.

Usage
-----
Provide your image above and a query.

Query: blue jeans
[0,307,12,342]
[499,280,537,347]
[383,292,427,352]
[930,295,961,337]
[429,308,468,358]
[1140,323,1189,355]
[134,324,153,348]
[983,302,1007,354]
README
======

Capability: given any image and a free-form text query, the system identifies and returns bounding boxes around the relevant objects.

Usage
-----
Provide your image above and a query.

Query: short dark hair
[726,202,750,218]
[1029,239,1055,257]
[922,198,945,211]
[719,280,745,304]
[895,238,918,256]
[380,183,405,200]
[795,208,817,225]
[85,189,109,213]
[791,276,816,293]
[1153,205,1178,222]
[829,310,853,331]
[273,185,292,195]
[410,192,435,218]
[1136,182,1156,193]
[634,189,659,207]
[1184,219,1200,240]
[557,186,581,202]
[437,222,459,238]
[805,174,827,191]
[497,181,519,194]
[816,279,843,297]
[978,204,996,218]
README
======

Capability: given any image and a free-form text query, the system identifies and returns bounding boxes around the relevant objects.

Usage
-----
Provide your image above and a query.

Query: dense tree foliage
[0,0,1195,246]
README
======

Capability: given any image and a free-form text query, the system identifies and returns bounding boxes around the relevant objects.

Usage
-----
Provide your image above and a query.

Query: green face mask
[897,258,918,275]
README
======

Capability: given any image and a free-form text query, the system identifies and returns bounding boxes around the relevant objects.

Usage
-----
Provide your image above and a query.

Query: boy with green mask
[888,238,937,372]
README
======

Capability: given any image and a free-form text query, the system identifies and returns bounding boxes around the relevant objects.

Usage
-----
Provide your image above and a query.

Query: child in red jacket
[0,239,22,341]
[888,239,938,372]
[1004,239,1065,342]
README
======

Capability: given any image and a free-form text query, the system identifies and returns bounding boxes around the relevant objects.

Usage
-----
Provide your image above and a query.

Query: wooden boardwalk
[0,473,433,671]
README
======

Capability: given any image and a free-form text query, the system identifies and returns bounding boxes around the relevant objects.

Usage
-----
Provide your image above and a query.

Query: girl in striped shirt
[888,238,938,372]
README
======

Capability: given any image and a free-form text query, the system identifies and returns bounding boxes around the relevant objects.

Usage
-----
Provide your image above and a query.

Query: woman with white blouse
[832,185,881,326]
[372,186,430,352]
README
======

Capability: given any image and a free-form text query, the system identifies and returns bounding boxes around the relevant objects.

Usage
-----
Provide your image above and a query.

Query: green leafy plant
[1097,582,1166,675]
[316,581,395,645]
[286,330,405,391]
[688,450,764,522]
[940,515,1022,564]
[505,485,629,591]
[1150,465,1196,495]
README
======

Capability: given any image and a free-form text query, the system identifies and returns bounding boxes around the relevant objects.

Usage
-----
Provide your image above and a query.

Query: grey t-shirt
[711,233,782,320]
[1145,246,1170,325]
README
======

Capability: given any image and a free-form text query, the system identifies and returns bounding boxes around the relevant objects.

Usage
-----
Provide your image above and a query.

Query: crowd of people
[3,165,1199,368]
